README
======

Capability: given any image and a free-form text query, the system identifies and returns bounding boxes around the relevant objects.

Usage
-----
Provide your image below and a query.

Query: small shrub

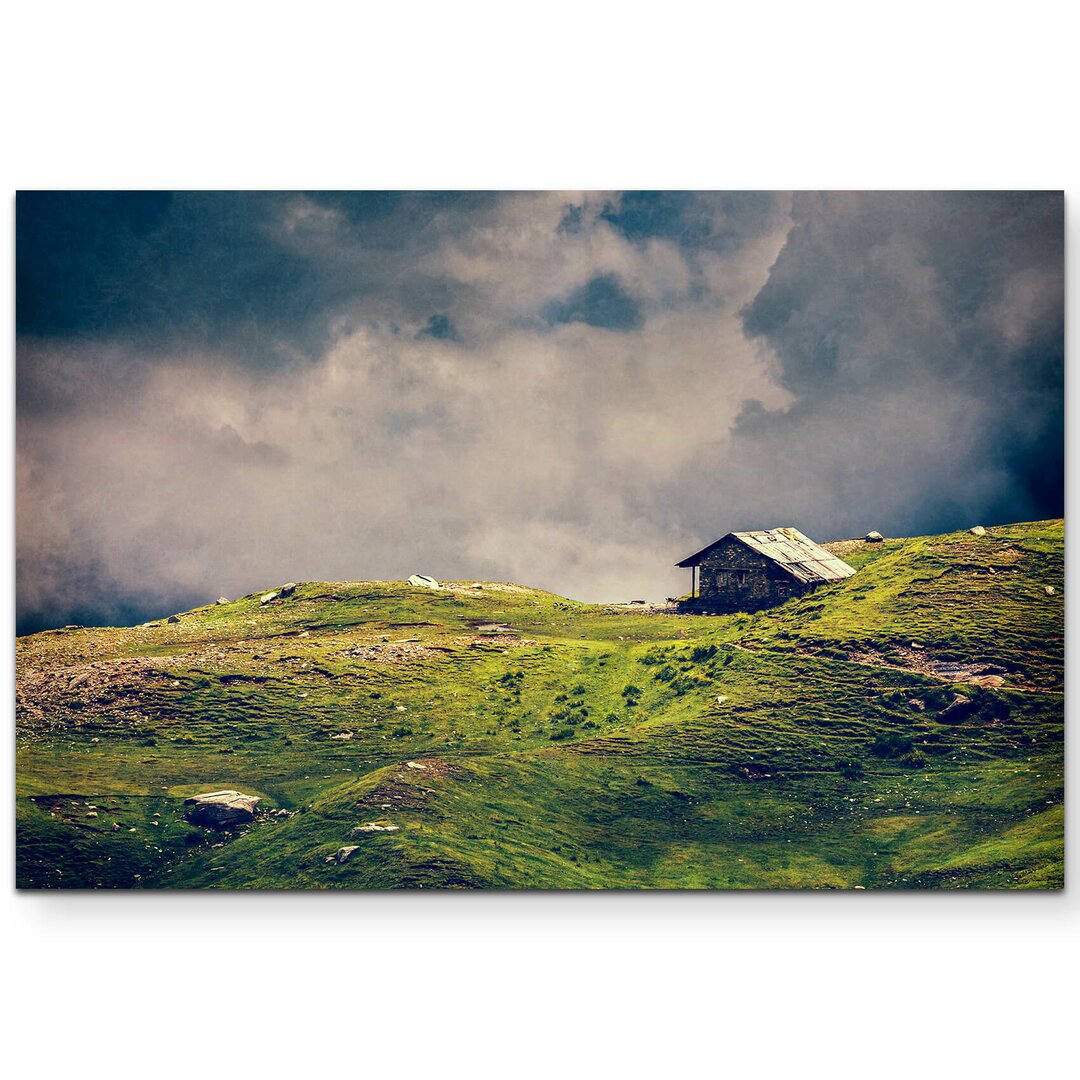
[871,733,914,759]
[836,759,865,780]
[690,644,718,663]
[549,727,576,741]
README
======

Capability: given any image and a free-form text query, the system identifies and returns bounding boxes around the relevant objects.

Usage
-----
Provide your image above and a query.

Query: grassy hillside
[16,520,1064,889]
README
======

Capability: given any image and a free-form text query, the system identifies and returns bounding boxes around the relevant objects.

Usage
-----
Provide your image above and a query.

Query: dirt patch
[845,644,1010,685]
[341,641,445,664]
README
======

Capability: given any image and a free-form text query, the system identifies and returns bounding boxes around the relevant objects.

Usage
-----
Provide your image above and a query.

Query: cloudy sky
[16,191,1063,633]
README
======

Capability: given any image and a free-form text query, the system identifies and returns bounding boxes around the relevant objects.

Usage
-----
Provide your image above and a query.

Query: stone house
[675,527,856,613]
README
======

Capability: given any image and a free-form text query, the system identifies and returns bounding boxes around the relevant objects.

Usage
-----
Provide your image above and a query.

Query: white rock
[260,592,278,605]
[183,790,260,829]
[969,525,987,536]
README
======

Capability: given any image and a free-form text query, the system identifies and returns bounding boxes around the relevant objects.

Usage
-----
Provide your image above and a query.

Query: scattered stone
[350,823,400,834]
[216,597,230,605]
[908,698,926,711]
[405,761,427,770]
[939,693,974,722]
[141,622,161,628]
[330,731,354,740]
[716,695,728,705]
[112,822,121,831]
[865,531,884,542]
[1045,585,1056,596]
[969,525,986,536]
[183,790,260,829]
[260,592,278,605]
[333,845,360,863]
[63,625,84,630]
[470,583,484,589]
[279,582,298,597]
[970,674,1005,689]
[408,574,440,590]
[167,615,181,624]
[86,811,98,818]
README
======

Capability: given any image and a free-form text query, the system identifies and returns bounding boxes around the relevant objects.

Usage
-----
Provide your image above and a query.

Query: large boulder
[183,790,260,829]
[938,694,975,723]
[969,525,987,536]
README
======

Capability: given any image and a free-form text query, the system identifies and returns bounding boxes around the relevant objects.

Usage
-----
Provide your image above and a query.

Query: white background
[3,3,1076,1077]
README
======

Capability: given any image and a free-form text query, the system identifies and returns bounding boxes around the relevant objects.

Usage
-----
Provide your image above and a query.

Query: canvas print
[15,191,1063,889]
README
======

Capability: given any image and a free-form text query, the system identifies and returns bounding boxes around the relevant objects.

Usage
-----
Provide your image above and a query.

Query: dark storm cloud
[543,274,643,331]
[16,191,498,370]
[15,190,1064,634]
[601,190,782,252]
[416,313,461,342]
[730,191,1064,539]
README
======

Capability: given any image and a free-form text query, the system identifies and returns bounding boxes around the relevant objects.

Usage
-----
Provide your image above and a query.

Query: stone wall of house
[693,538,810,613]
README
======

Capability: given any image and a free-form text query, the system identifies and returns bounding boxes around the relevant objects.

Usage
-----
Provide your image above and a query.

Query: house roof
[675,527,857,584]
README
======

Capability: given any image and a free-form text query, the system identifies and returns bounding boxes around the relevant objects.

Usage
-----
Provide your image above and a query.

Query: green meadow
[16,520,1064,889]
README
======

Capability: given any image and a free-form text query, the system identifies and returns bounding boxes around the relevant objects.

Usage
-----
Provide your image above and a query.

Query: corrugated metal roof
[676,527,856,583]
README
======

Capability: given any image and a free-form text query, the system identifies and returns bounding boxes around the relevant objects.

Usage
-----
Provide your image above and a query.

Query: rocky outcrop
[183,790,260,828]
[938,694,975,722]
[329,845,359,863]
